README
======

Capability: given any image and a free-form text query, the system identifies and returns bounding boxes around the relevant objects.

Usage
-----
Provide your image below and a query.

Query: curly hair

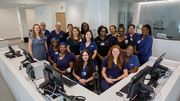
[73,49,93,76]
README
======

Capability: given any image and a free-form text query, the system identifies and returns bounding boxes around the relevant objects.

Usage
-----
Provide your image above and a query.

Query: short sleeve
[134,55,140,66]
[102,57,109,68]
[69,53,75,62]
[47,48,52,57]
[53,54,58,63]
[122,60,127,70]
[93,63,96,73]
[79,43,84,51]
[93,42,98,50]
[29,36,33,40]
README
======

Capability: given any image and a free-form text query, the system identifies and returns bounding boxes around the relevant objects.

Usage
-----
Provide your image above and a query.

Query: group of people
[29,22,153,92]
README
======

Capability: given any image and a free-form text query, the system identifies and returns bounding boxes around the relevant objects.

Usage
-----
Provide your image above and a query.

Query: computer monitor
[149,53,166,75]
[21,48,36,63]
[127,66,151,100]
[42,63,65,92]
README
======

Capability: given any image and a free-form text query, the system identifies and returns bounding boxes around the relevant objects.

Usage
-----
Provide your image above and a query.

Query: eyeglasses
[40,25,46,26]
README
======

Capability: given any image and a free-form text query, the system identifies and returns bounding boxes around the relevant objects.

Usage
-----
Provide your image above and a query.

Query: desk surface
[0,46,180,101]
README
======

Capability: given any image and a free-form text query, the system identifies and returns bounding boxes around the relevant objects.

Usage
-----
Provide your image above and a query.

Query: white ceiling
[0,0,166,9]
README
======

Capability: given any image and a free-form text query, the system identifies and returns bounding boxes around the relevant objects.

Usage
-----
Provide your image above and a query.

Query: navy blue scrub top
[102,57,127,79]
[79,41,98,56]
[48,47,60,64]
[43,29,51,48]
[106,34,119,44]
[123,54,140,70]
[53,52,75,71]
[50,30,65,43]
[125,33,139,44]
[78,63,96,80]
[136,34,153,64]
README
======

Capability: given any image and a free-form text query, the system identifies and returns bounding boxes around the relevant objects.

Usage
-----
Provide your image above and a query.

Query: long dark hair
[74,49,93,76]
[83,30,94,43]
[81,22,89,35]
[143,24,152,35]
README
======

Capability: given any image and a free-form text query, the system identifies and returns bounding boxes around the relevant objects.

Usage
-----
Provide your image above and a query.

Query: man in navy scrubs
[40,22,51,48]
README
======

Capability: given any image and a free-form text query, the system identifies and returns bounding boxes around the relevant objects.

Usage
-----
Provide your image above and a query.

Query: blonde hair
[31,24,44,38]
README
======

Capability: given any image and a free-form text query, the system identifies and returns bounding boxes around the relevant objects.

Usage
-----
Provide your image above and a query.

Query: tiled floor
[1,38,180,101]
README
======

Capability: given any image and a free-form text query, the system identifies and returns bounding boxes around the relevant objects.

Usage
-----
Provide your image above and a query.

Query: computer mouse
[116,92,123,97]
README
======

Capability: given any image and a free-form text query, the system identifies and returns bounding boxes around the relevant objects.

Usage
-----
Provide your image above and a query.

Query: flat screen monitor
[127,66,151,100]
[150,53,166,75]
[21,48,36,63]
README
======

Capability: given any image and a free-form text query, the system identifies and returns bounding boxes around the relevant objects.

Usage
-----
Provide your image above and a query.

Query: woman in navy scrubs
[81,22,90,37]
[63,24,73,42]
[125,24,139,44]
[73,49,96,88]
[80,30,97,62]
[114,26,130,52]
[53,42,75,77]
[94,25,112,75]
[50,22,65,43]
[101,45,128,92]
[123,44,140,73]
[135,24,153,65]
[67,27,82,58]
[47,38,60,65]
[107,25,119,44]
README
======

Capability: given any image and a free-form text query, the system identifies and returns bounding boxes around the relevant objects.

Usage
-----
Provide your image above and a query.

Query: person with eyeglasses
[40,22,51,48]
[114,26,131,52]
[47,38,60,65]
[123,44,140,73]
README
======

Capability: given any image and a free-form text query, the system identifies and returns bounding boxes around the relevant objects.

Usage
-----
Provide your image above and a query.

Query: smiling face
[112,48,120,58]
[52,41,58,47]
[128,26,135,34]
[82,52,89,62]
[100,28,107,37]
[83,23,88,31]
[142,27,149,36]
[110,26,116,34]
[67,25,73,32]
[118,28,125,36]
[40,22,46,31]
[34,25,40,34]
[125,45,134,57]
[60,45,67,53]
[73,28,79,37]
[55,24,61,30]
[85,31,92,41]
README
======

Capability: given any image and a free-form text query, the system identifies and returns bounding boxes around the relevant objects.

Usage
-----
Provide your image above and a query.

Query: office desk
[0,38,9,48]
[0,46,180,101]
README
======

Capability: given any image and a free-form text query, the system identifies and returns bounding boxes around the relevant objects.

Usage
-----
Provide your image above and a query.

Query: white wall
[82,1,89,23]
[99,0,109,28]
[26,8,36,30]
[152,38,180,62]
[66,1,83,28]
[109,0,119,28]
[35,5,52,31]
[0,9,20,39]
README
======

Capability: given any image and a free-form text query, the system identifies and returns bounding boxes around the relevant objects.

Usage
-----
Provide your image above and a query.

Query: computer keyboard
[62,76,77,87]
[120,82,130,94]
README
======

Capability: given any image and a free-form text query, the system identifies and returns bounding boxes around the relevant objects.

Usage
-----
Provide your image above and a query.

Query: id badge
[58,56,62,60]
[137,40,141,44]
[55,52,58,54]
[81,72,87,76]
[79,39,82,42]
[125,39,129,44]
[130,38,133,41]
[100,42,105,46]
